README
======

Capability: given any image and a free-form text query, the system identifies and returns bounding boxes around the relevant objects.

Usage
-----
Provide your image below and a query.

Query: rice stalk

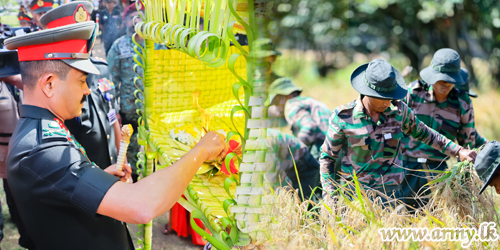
[253,154,500,250]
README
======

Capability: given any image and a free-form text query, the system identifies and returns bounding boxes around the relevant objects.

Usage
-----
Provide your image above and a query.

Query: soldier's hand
[195,131,228,162]
[105,163,132,182]
[458,148,477,163]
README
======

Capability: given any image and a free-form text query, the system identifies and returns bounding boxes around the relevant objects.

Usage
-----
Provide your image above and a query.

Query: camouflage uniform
[320,96,462,196]
[284,96,331,160]
[107,34,143,173]
[400,80,485,209]
[268,129,320,200]
[402,80,478,161]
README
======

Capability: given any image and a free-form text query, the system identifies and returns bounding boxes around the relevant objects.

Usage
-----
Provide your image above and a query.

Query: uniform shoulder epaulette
[90,56,108,65]
[41,118,88,156]
[334,100,356,115]
[408,80,422,90]
[41,119,72,142]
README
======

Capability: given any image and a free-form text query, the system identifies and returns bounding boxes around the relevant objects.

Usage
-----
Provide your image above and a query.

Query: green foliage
[349,0,500,87]
[269,0,349,76]
[272,0,500,84]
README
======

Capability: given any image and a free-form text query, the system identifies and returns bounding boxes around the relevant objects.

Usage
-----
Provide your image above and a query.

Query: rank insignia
[74,5,88,23]
[98,78,115,93]
[42,118,88,156]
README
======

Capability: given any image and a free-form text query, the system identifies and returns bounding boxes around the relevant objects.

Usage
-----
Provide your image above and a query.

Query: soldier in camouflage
[320,59,477,203]
[401,49,488,209]
[107,4,143,180]
[267,78,332,159]
[266,78,328,198]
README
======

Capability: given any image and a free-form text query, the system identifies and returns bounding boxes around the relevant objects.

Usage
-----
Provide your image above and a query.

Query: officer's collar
[20,105,58,120]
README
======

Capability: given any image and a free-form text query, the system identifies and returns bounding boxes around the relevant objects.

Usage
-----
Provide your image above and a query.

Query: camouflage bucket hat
[351,59,408,100]
[265,77,302,106]
[420,48,465,85]
[255,38,282,58]
[475,141,500,194]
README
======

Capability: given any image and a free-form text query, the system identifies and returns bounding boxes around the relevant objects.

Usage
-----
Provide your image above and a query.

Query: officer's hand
[194,131,228,162]
[458,148,477,163]
[105,163,132,182]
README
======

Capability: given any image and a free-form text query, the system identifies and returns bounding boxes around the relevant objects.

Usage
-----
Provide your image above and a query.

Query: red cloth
[170,202,206,246]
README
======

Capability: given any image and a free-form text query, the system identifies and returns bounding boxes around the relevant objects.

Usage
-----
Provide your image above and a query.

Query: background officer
[28,0,53,30]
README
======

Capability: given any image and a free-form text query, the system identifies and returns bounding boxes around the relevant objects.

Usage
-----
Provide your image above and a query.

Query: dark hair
[19,60,72,90]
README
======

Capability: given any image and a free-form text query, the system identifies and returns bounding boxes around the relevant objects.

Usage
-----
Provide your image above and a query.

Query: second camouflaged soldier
[267,78,331,160]
[319,59,477,203]
[401,48,487,209]
[107,3,144,179]
[266,78,328,198]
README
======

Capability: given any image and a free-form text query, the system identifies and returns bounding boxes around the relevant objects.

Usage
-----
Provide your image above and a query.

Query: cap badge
[75,6,87,23]
[37,0,44,7]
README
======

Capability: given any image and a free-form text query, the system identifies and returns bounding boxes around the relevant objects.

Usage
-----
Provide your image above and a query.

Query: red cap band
[17,39,87,61]
[19,17,32,22]
[47,15,90,28]
[31,2,53,11]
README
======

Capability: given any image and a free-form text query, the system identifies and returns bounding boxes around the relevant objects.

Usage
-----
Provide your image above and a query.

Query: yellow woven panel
[147,46,248,165]
[149,46,248,115]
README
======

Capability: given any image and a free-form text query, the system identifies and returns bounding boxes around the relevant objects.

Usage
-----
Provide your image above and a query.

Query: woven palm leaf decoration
[132,0,277,249]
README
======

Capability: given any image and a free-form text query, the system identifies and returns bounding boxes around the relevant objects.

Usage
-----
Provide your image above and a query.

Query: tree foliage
[350,0,500,86]
[272,0,500,84]
[269,0,349,76]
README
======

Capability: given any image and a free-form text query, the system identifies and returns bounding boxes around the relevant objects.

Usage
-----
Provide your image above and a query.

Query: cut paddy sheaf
[253,147,500,250]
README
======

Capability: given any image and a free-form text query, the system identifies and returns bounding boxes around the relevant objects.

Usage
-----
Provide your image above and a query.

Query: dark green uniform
[6,105,134,250]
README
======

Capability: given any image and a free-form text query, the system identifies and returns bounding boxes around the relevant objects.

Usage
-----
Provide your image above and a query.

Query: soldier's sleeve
[106,42,122,105]
[474,130,488,148]
[284,100,317,147]
[319,110,345,195]
[401,102,461,157]
[268,130,309,177]
[456,97,476,149]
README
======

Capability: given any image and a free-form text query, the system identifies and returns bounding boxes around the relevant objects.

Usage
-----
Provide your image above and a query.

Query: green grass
[1,15,20,28]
